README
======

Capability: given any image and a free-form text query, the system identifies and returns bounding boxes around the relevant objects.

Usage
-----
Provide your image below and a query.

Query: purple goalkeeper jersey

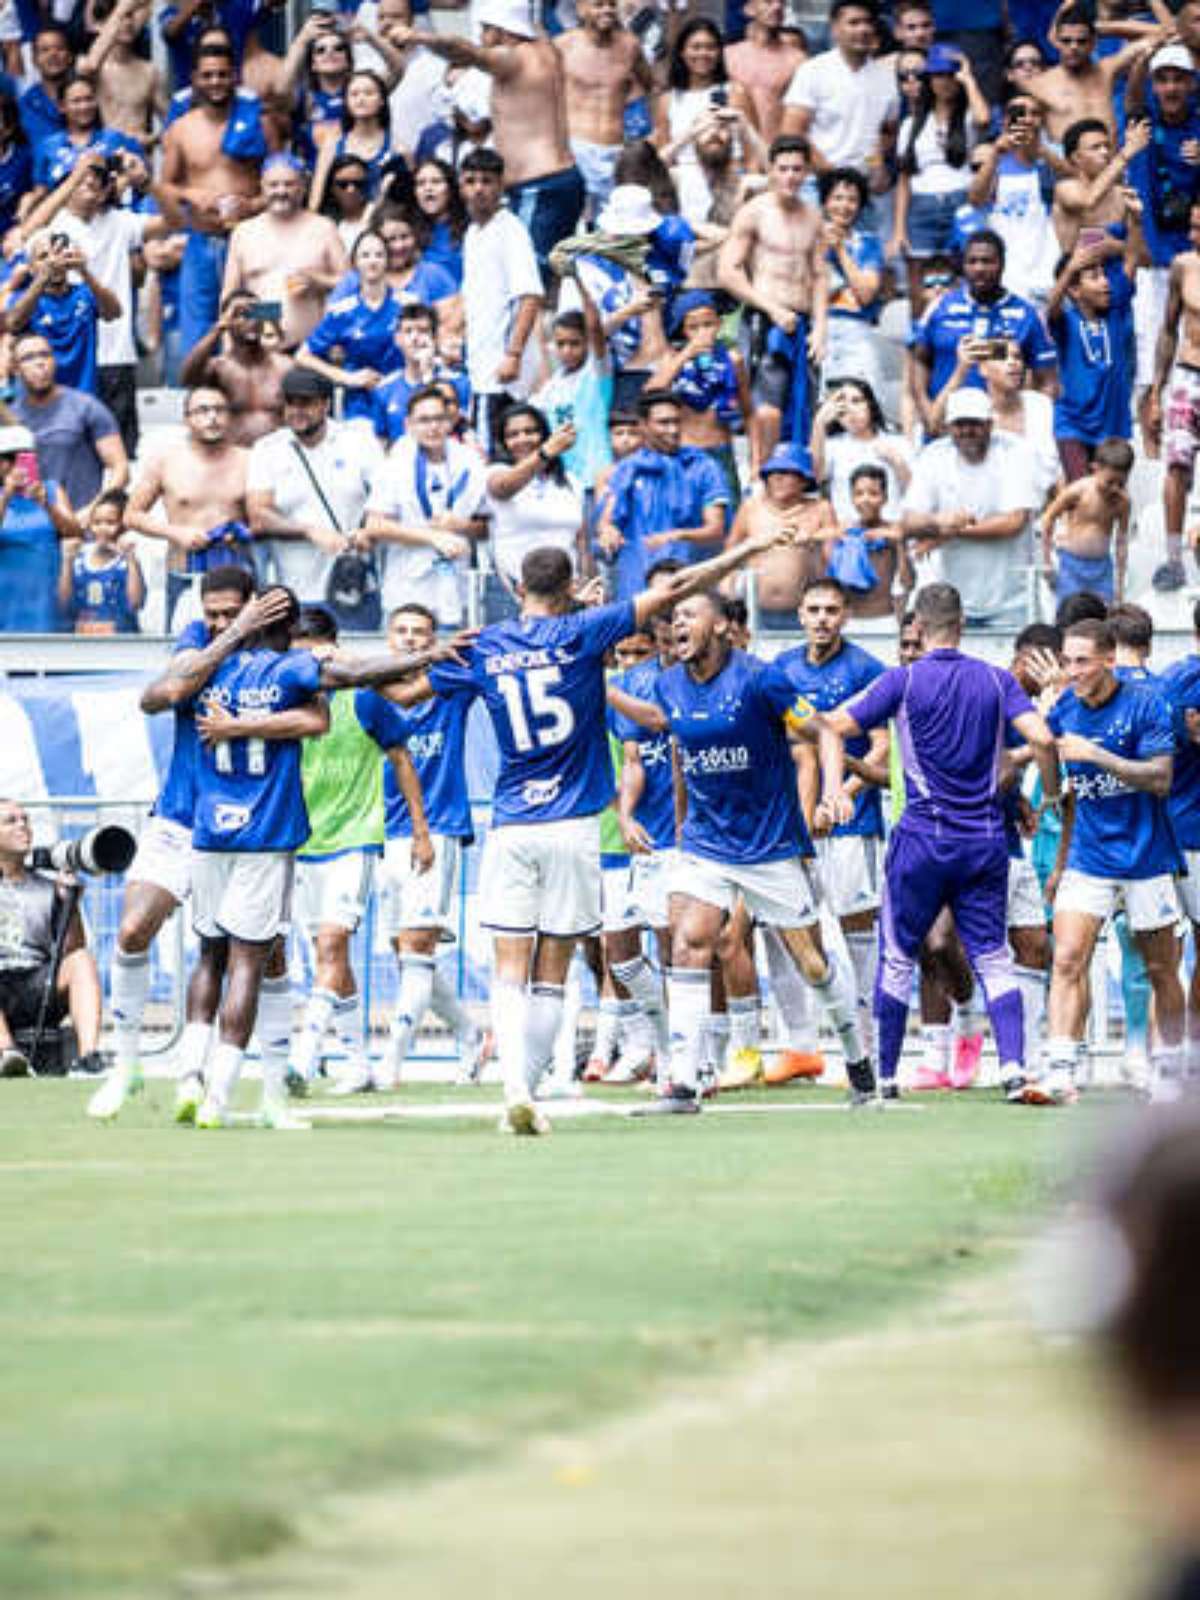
[846,648,1033,839]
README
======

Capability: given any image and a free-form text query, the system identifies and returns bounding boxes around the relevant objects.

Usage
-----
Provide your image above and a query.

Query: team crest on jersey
[522,775,563,807]
[213,803,252,832]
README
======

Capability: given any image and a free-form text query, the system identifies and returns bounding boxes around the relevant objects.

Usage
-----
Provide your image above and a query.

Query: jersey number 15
[496,666,575,753]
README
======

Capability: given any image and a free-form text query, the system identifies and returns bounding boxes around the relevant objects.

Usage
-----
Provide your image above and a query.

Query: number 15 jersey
[428,601,636,827]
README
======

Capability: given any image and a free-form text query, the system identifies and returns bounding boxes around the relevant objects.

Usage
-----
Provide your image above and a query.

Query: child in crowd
[371,304,469,445]
[648,289,750,505]
[726,443,834,627]
[58,490,143,634]
[1040,436,1134,602]
[591,407,644,591]
[823,463,912,620]
[532,306,613,488]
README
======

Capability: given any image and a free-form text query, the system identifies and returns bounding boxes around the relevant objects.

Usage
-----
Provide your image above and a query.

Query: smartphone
[982,338,1010,360]
[248,301,283,323]
[1078,226,1107,250]
[710,85,728,107]
[15,450,40,487]
[311,0,340,13]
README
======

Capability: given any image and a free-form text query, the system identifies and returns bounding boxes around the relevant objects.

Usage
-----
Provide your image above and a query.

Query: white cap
[450,67,492,123]
[596,184,662,236]
[1150,43,1195,74]
[474,0,536,38]
[946,388,993,423]
[0,425,35,453]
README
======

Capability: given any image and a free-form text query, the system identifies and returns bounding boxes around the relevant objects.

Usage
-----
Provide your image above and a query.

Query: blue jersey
[910,284,1057,399]
[1051,260,1135,445]
[608,658,675,851]
[358,685,477,841]
[1047,680,1179,880]
[1161,654,1200,850]
[371,366,471,444]
[68,551,139,634]
[428,601,637,827]
[774,638,885,839]
[192,648,322,853]
[304,289,404,422]
[848,649,1033,839]
[652,650,815,865]
[152,619,208,829]
[27,283,99,392]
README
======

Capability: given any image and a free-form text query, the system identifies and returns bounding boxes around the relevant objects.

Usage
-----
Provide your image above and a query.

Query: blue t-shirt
[371,365,470,444]
[1046,680,1179,880]
[910,285,1057,399]
[608,657,675,851]
[153,618,208,829]
[192,647,323,853]
[652,650,815,866]
[827,227,885,325]
[359,684,477,841]
[26,282,99,392]
[34,127,144,190]
[1051,259,1135,445]
[774,639,885,838]
[1161,654,1200,851]
[848,648,1033,839]
[305,288,405,421]
[68,551,139,633]
[605,445,728,599]
[1128,103,1200,268]
[0,142,32,234]
[331,258,457,310]
[18,81,63,147]
[427,601,637,827]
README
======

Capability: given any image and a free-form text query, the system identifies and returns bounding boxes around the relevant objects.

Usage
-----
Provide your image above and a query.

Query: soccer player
[374,601,489,1090]
[610,588,871,1114]
[774,577,886,1074]
[187,588,468,1128]
[287,606,434,1096]
[385,532,790,1135]
[1041,618,1185,1104]
[1160,598,1200,1074]
[821,583,1060,1101]
[88,573,313,1121]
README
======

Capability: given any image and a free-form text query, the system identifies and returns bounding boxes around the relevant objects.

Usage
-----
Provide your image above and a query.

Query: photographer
[18,147,181,455]
[4,227,120,399]
[0,800,103,1079]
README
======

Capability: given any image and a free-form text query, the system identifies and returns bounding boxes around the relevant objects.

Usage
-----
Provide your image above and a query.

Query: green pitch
[0,1083,1144,1598]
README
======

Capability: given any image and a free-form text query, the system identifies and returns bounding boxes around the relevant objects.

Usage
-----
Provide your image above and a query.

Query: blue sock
[876,991,908,1083]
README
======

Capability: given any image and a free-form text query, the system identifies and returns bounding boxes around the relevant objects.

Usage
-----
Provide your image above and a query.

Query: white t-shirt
[365,436,488,621]
[823,430,911,522]
[903,432,1037,623]
[246,422,383,599]
[59,206,149,366]
[486,470,583,586]
[898,111,977,197]
[462,208,543,397]
[783,50,898,170]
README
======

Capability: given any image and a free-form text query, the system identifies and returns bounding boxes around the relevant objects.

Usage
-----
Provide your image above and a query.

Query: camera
[28,825,136,877]
[1155,187,1195,235]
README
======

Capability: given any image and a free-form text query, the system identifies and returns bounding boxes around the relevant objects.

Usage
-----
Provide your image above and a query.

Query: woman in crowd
[310,153,373,254]
[334,69,400,198]
[652,20,757,174]
[296,228,403,424]
[819,167,886,398]
[0,90,31,236]
[811,378,911,523]
[283,17,355,161]
[376,208,461,343]
[485,404,586,600]
[0,424,77,632]
[411,158,468,288]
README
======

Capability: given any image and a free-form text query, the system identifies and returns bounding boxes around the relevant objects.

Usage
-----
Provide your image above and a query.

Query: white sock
[764,929,818,1052]
[176,1020,212,1083]
[810,945,864,1063]
[921,1023,952,1074]
[389,956,436,1074]
[592,998,624,1065]
[111,948,151,1070]
[1154,1042,1186,1081]
[610,955,670,1058]
[255,976,293,1107]
[846,929,879,1052]
[619,1004,655,1062]
[334,992,367,1077]
[206,1041,244,1113]
[705,1012,730,1073]
[727,993,759,1055]
[492,978,530,1106]
[953,994,984,1039]
[667,967,710,1092]
[1046,1035,1079,1073]
[1014,966,1047,1076]
[528,982,565,1094]
[430,965,476,1043]
[293,987,337,1082]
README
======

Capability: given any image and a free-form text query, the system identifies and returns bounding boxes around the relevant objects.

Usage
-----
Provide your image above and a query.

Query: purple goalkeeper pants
[875,822,1024,1082]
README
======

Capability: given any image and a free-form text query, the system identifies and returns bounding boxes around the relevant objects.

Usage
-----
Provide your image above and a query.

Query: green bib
[300,691,386,857]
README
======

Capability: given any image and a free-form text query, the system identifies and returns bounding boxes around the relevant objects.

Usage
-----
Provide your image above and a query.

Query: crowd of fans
[0,0,1191,634]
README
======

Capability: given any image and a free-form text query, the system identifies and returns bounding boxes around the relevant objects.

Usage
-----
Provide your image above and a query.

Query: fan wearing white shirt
[363,385,488,625]
[779,0,899,178]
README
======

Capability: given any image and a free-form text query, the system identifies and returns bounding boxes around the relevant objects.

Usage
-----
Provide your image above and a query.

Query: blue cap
[761,443,815,482]
[924,43,961,75]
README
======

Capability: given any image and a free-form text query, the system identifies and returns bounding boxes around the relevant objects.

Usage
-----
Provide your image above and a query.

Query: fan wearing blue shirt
[775,577,886,1056]
[8,232,119,393]
[1160,599,1200,1072]
[367,601,486,1090]
[386,529,788,1134]
[908,230,1057,430]
[1044,617,1185,1105]
[609,593,872,1115]
[1047,238,1136,477]
[296,229,405,425]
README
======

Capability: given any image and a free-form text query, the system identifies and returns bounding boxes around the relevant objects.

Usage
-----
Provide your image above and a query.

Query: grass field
[0,1080,1150,1598]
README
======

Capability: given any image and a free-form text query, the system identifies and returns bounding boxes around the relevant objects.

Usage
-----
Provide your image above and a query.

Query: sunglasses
[333,176,367,189]
[898,68,923,80]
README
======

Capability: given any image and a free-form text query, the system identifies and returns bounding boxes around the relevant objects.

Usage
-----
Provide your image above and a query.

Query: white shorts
[1007,855,1045,930]
[631,848,676,930]
[1177,850,1200,923]
[382,833,461,934]
[294,850,376,934]
[671,850,818,929]
[1055,868,1180,934]
[478,813,601,938]
[815,834,882,919]
[1135,265,1169,387]
[128,815,192,904]
[191,850,294,944]
[601,860,641,934]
